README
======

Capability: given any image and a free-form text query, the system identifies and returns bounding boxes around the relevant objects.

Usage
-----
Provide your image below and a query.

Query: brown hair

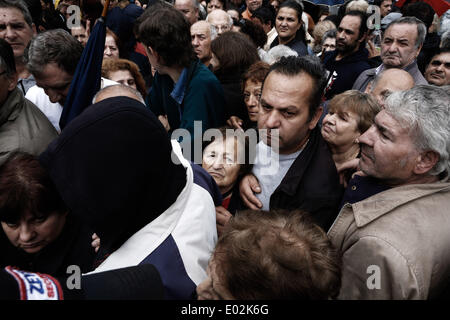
[242,60,270,88]
[327,90,381,133]
[211,31,260,75]
[0,152,67,224]
[102,58,147,99]
[106,28,122,57]
[214,209,342,299]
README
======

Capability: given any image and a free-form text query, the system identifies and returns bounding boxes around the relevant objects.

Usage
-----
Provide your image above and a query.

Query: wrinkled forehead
[191,22,211,36]
[384,23,418,41]
[431,52,450,63]
[0,7,28,24]
[209,13,229,25]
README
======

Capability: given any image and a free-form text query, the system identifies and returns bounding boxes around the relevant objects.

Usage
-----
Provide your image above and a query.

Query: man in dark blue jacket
[237,56,343,232]
[323,10,371,100]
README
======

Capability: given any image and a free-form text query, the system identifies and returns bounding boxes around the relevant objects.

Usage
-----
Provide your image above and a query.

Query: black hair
[0,38,16,76]
[401,1,435,29]
[344,10,368,40]
[135,2,195,68]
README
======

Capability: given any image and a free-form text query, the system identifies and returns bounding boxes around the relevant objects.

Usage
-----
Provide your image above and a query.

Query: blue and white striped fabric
[90,141,218,299]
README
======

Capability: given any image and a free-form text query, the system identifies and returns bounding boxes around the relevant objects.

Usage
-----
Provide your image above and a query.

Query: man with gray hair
[353,17,428,92]
[174,0,199,26]
[329,85,450,299]
[190,20,216,66]
[25,29,116,132]
[0,0,37,94]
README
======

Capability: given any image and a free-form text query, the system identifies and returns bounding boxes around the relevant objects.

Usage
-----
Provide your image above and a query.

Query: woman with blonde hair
[321,90,381,185]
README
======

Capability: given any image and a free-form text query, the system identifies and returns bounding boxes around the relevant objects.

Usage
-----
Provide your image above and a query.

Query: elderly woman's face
[202,138,242,195]
[244,79,262,122]
[321,106,360,148]
[1,211,67,254]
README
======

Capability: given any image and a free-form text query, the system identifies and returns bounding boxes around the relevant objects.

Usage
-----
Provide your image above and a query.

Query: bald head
[206,9,233,35]
[367,68,414,107]
[93,84,145,104]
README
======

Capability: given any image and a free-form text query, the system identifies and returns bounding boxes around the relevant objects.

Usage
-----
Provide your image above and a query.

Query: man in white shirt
[238,56,343,231]
[25,29,116,133]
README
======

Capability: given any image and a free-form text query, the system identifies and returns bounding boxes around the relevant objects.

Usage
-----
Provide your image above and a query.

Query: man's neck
[201,56,211,67]
[165,65,185,83]
[278,131,310,155]
[385,173,440,187]
[15,58,30,79]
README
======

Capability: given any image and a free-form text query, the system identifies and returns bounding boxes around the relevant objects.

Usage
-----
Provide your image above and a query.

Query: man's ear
[147,46,159,60]
[358,32,368,44]
[365,80,372,94]
[414,150,439,175]
[7,73,18,91]
[32,23,37,35]
[415,44,423,59]
[308,106,323,130]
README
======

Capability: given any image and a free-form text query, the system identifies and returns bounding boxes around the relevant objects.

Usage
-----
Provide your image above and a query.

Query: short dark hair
[239,18,268,48]
[0,152,67,224]
[211,31,260,75]
[401,1,435,29]
[252,5,276,27]
[344,10,368,40]
[0,38,16,77]
[135,3,196,68]
[263,55,327,122]
[27,29,83,77]
[214,209,342,299]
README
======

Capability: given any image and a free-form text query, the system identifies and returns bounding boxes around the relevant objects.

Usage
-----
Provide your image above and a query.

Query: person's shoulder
[190,162,222,206]
[322,50,337,65]
[189,63,223,92]
[124,3,144,17]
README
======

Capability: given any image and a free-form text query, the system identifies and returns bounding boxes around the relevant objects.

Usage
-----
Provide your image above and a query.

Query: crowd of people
[0,0,449,300]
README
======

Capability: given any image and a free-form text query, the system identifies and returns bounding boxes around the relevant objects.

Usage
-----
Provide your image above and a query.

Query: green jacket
[0,88,58,165]
[147,60,226,147]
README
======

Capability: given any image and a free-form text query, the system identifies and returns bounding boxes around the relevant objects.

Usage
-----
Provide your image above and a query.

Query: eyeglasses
[430,60,450,68]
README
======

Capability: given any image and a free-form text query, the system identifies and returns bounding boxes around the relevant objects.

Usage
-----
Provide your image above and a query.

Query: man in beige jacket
[0,39,57,165]
[328,85,450,299]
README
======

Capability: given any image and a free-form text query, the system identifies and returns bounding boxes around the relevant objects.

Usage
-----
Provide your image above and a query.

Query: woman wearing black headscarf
[39,96,220,299]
